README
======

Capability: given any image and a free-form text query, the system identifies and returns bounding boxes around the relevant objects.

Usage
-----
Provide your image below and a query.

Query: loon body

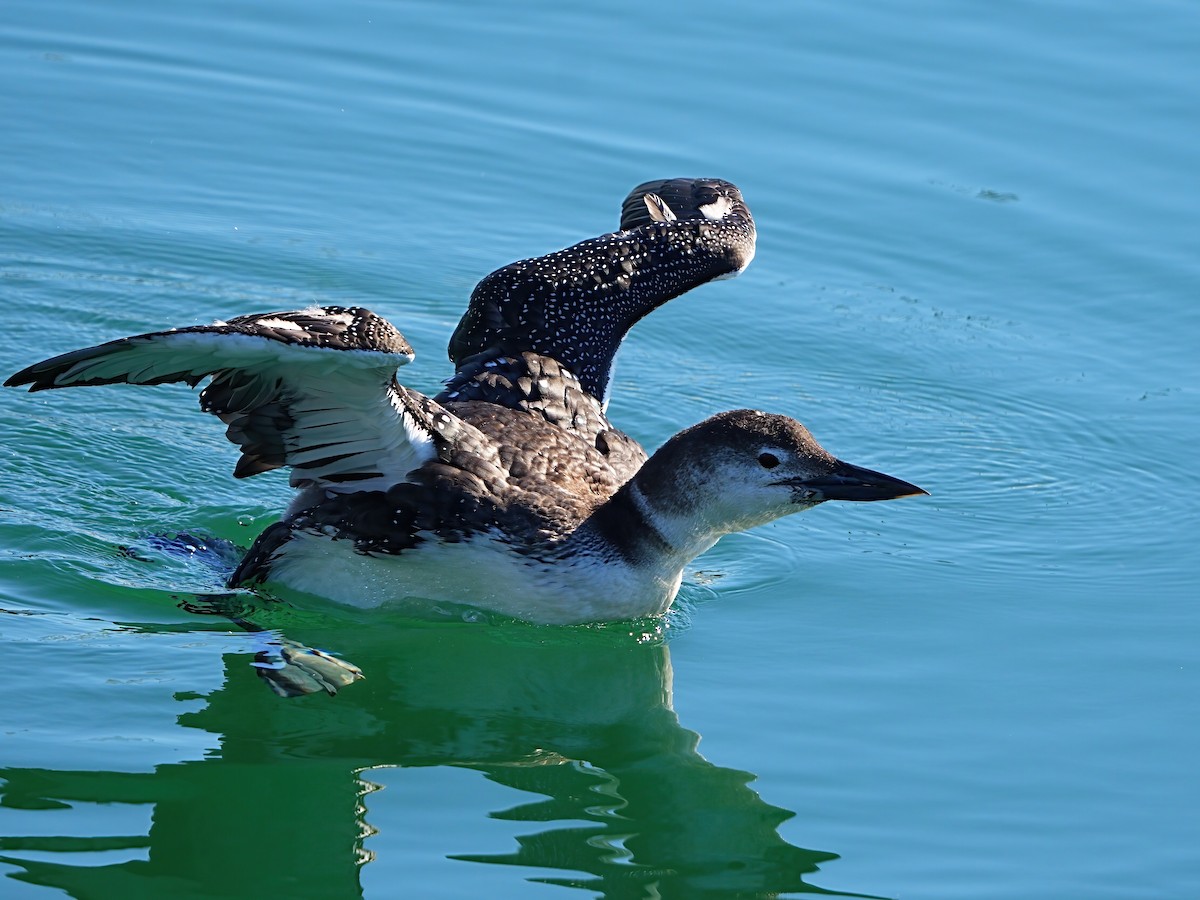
[5,179,925,624]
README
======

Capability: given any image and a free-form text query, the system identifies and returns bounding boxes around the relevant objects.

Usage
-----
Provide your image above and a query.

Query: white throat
[627,481,720,563]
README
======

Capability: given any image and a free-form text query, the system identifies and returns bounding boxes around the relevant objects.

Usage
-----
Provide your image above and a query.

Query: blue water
[2,0,1197,897]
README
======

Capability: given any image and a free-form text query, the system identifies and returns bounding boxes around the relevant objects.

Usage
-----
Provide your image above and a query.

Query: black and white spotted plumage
[438,351,649,483]
[444,178,755,407]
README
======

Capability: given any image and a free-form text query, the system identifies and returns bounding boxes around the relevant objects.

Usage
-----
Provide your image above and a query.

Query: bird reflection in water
[0,611,889,899]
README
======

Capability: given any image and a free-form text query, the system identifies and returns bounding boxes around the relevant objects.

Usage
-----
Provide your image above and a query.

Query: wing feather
[5,306,437,492]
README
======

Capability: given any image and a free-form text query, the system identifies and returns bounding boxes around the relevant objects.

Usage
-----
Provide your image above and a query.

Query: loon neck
[449,214,755,403]
[576,477,720,577]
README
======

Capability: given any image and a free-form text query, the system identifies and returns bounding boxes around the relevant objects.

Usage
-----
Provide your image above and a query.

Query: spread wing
[5,306,438,492]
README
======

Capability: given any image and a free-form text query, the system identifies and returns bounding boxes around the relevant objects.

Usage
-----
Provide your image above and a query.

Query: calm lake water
[2,0,1197,897]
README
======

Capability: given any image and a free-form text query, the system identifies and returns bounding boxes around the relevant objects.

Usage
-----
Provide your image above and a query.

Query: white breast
[264,530,682,625]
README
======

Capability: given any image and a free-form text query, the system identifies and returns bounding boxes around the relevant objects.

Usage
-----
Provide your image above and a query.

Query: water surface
[2,1,1197,897]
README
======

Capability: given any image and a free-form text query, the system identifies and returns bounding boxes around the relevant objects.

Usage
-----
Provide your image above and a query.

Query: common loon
[5,180,925,624]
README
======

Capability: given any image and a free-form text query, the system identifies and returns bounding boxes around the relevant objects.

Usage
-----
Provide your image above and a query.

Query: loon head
[628,409,927,554]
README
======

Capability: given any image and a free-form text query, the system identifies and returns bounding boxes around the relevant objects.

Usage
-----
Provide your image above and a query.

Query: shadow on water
[0,611,887,899]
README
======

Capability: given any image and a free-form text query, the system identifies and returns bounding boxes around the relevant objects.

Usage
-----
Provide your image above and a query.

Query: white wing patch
[393,390,437,464]
[6,306,431,493]
[251,317,305,331]
[698,195,733,221]
[643,192,678,223]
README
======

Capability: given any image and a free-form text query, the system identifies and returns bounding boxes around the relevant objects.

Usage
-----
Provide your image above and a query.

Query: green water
[2,0,1197,897]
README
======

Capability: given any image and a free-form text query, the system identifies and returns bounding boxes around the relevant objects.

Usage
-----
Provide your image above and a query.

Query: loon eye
[757,452,781,469]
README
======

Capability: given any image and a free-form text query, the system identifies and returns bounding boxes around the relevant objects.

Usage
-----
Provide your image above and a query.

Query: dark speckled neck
[447,178,755,403]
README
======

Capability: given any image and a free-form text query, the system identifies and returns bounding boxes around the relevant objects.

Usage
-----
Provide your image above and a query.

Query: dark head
[629,410,927,551]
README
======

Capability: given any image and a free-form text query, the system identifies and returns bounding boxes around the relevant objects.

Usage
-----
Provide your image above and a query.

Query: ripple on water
[629,277,1185,594]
